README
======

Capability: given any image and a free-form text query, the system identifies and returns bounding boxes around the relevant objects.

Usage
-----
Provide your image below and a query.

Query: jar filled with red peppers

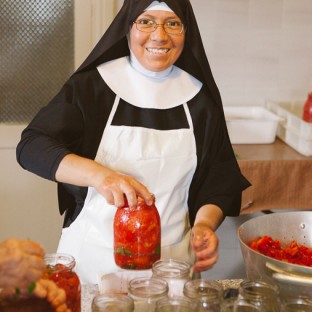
[303,92,312,122]
[44,253,81,312]
[114,196,161,270]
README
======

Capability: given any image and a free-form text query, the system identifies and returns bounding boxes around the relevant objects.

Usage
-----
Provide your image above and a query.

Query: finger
[129,179,154,206]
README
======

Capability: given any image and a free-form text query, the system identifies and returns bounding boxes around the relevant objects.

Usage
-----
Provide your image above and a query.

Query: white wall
[0,126,63,253]
[192,0,312,106]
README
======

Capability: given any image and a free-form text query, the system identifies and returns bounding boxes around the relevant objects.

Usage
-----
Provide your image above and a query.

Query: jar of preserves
[152,259,191,297]
[44,253,81,312]
[183,279,223,311]
[303,92,312,122]
[92,293,134,312]
[128,277,168,312]
[114,196,161,270]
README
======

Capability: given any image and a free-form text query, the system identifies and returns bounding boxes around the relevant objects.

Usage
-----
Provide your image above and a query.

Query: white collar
[97,57,202,109]
[129,50,173,79]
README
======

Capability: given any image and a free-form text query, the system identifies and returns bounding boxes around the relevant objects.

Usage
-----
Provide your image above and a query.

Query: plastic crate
[224,106,280,144]
[266,100,312,156]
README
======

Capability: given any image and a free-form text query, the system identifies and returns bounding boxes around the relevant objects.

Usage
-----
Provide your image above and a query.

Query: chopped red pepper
[249,236,312,267]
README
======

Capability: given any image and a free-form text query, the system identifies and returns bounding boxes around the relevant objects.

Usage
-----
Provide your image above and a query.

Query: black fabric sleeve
[187,88,251,225]
[16,80,84,181]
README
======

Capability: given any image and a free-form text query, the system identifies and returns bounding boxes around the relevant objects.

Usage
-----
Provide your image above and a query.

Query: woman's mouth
[146,48,170,54]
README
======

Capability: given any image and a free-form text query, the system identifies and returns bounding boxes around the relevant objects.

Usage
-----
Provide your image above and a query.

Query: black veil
[75,0,223,112]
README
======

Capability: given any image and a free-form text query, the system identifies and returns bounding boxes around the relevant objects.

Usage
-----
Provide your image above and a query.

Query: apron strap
[183,102,194,131]
[105,95,121,127]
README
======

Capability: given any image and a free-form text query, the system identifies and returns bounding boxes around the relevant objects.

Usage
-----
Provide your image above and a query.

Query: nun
[16,0,250,284]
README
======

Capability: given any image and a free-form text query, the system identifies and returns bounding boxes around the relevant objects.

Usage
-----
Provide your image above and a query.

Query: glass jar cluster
[93,273,312,312]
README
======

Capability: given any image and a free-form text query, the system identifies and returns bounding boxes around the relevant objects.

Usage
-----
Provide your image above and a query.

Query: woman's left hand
[191,223,219,272]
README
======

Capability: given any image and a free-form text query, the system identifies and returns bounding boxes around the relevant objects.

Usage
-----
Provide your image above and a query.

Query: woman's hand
[0,238,45,289]
[55,154,154,209]
[191,204,224,273]
[191,223,219,272]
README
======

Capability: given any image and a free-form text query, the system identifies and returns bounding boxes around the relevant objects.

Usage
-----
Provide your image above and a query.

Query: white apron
[57,58,201,284]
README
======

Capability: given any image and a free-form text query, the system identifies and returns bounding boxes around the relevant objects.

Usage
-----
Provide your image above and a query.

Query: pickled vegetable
[114,197,161,270]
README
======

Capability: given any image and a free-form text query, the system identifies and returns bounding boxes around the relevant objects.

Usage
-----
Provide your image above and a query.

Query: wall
[192,0,312,106]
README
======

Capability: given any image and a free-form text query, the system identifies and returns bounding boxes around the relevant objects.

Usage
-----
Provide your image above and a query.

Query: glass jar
[282,295,312,312]
[155,297,196,312]
[127,277,168,312]
[44,253,81,312]
[221,297,261,311]
[303,92,312,122]
[152,259,191,297]
[114,197,161,270]
[237,280,280,312]
[183,279,223,311]
[92,294,134,312]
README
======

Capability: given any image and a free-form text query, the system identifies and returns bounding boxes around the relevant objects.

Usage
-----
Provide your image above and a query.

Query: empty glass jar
[152,258,191,297]
[155,297,196,312]
[237,279,281,312]
[127,277,168,312]
[92,294,134,312]
[183,279,223,311]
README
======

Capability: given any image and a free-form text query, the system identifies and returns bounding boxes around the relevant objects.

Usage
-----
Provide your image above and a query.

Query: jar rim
[152,258,191,278]
[44,253,76,270]
[128,277,168,298]
[92,293,134,309]
[183,279,223,300]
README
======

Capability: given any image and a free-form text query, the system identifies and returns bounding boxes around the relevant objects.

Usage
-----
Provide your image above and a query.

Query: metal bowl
[237,211,312,298]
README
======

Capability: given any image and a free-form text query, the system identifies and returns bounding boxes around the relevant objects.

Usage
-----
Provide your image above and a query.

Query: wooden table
[233,138,312,214]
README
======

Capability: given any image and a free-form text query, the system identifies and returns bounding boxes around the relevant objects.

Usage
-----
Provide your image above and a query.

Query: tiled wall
[192,0,312,106]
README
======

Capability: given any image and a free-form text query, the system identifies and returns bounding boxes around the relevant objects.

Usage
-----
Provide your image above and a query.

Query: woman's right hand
[56,154,154,209]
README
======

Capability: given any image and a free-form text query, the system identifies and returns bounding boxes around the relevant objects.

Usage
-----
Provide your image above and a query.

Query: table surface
[233,137,311,161]
[234,138,312,214]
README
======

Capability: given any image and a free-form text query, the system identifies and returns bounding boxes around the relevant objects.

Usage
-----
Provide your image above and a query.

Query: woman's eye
[138,19,154,25]
[166,21,182,27]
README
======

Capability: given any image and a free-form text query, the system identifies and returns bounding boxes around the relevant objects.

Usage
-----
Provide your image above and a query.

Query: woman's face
[129,10,185,72]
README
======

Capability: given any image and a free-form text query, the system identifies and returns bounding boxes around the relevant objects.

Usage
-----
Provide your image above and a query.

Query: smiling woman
[16,0,250,284]
[129,10,185,72]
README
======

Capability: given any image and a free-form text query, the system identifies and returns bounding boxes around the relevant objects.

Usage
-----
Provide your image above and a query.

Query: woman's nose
[150,25,169,40]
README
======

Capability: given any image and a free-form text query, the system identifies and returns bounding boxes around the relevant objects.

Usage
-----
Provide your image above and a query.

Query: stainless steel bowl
[237,211,312,298]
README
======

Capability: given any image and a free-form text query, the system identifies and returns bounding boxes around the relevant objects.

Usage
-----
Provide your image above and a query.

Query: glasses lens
[136,23,154,32]
[164,23,183,35]
[135,22,183,34]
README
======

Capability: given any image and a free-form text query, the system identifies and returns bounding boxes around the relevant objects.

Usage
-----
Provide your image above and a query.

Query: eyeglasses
[133,19,184,35]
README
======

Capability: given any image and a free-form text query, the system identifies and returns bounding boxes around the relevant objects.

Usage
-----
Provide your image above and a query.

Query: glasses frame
[132,20,185,35]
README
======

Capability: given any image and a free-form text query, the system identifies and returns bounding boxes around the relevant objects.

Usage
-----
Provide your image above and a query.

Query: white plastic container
[224,106,280,144]
[266,101,312,156]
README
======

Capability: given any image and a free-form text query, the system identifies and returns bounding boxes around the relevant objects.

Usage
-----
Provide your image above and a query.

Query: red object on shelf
[114,197,161,270]
[303,93,312,122]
